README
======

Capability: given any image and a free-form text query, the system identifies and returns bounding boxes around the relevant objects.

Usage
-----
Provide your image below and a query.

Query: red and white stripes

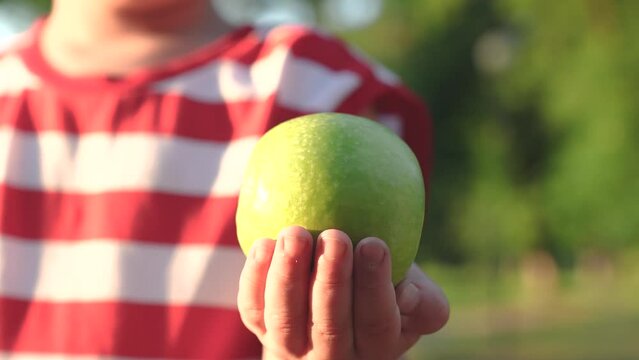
[1,235,244,307]
[0,129,259,197]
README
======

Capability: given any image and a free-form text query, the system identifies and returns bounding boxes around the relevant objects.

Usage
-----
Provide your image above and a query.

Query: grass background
[408,250,639,359]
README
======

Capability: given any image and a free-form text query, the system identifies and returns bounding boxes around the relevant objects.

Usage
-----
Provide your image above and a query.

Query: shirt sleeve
[340,73,434,187]
[273,24,434,184]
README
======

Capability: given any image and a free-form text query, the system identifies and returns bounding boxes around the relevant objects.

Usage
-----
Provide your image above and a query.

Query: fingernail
[360,240,386,270]
[397,283,419,314]
[250,243,265,262]
[319,235,347,261]
[282,234,310,257]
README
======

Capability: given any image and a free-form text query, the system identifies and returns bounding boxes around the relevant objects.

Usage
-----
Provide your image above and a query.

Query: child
[0,0,449,358]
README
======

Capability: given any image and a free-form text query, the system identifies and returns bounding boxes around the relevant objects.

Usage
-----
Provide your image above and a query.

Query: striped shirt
[0,20,432,359]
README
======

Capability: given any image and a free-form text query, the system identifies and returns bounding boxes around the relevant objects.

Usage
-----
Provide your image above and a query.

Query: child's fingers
[263,226,313,356]
[237,238,276,338]
[309,229,354,358]
[353,238,402,359]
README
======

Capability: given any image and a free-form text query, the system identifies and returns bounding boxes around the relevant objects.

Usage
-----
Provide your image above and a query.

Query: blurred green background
[2,0,638,359]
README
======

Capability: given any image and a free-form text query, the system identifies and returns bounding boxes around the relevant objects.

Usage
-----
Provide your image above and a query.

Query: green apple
[236,112,425,283]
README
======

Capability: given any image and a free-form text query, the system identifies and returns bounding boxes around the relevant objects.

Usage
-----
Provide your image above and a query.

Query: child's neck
[41,0,232,77]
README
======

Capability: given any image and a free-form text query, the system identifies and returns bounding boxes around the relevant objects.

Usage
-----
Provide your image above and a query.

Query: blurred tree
[345,0,639,268]
[496,0,639,265]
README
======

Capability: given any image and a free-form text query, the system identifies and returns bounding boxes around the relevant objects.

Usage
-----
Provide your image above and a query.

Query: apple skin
[236,112,426,284]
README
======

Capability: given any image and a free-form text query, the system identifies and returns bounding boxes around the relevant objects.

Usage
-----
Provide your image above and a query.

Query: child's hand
[237,226,450,360]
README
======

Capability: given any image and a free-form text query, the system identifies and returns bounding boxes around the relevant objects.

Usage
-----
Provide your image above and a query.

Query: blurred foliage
[2,0,638,270]
[0,0,48,11]
[342,0,639,269]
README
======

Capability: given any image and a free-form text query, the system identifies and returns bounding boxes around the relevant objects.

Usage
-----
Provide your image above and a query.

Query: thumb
[396,264,450,335]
